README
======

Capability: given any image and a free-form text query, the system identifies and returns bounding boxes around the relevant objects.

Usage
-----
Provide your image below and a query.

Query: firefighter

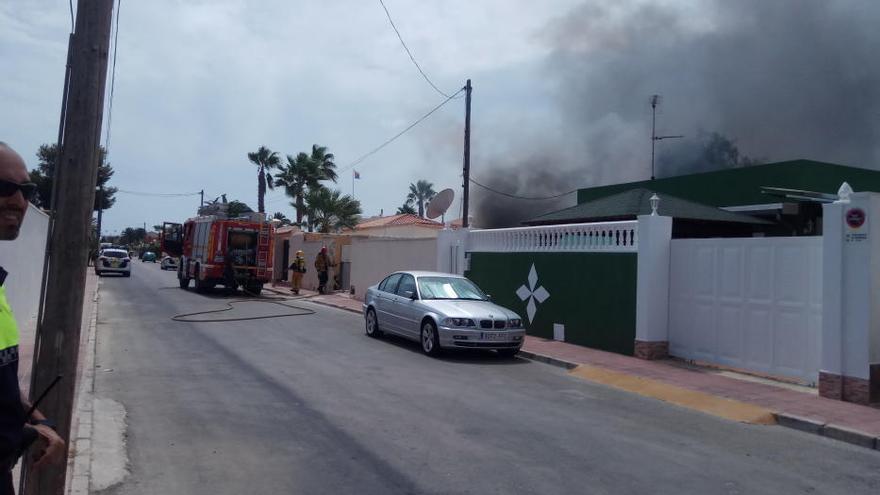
[314,246,335,294]
[288,250,306,295]
[0,143,64,493]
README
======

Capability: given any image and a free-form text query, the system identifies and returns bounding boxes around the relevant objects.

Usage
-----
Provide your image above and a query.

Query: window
[396,274,417,298]
[417,276,486,300]
[379,273,403,293]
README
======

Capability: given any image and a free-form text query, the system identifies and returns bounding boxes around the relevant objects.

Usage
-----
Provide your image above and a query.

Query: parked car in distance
[363,271,525,357]
[95,248,131,277]
[141,251,157,262]
[160,256,179,271]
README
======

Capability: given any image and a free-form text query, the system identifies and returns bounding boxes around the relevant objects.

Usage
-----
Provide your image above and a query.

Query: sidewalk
[291,290,880,450]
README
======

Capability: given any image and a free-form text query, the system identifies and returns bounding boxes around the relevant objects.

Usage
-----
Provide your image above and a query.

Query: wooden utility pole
[24,1,115,493]
[462,79,472,228]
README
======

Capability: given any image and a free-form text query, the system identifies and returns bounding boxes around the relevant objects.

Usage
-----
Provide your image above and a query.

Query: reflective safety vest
[0,286,18,361]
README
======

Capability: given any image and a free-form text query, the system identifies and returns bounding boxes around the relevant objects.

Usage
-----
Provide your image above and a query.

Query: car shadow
[375,332,529,366]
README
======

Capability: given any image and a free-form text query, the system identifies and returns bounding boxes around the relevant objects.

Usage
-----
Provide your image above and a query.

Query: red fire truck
[161,214,274,295]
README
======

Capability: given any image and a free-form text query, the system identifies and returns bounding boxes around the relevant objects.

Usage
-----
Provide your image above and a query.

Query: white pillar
[436,228,469,275]
[634,214,673,359]
[819,190,880,404]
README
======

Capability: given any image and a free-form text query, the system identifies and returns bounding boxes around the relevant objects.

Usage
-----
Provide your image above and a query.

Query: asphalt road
[93,262,880,495]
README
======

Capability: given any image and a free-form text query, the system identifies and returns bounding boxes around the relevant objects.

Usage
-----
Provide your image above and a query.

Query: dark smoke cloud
[476,0,880,227]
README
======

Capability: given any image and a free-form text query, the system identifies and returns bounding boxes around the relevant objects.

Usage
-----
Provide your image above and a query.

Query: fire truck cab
[162,215,274,295]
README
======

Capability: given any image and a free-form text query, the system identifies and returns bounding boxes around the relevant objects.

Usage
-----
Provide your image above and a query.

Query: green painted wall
[466,252,637,355]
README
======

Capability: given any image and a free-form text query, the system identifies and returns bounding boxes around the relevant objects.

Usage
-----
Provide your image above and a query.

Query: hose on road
[170,290,317,323]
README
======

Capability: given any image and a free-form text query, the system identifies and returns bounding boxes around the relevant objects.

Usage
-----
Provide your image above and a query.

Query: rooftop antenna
[650,94,683,180]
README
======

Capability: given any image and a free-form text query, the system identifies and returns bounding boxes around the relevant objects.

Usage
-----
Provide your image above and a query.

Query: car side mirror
[403,290,417,300]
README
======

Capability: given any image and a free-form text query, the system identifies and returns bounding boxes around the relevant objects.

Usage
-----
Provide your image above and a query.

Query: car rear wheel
[365,308,382,338]
[420,320,440,356]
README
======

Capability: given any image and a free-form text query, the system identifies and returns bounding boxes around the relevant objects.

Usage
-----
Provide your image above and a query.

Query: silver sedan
[363,271,526,357]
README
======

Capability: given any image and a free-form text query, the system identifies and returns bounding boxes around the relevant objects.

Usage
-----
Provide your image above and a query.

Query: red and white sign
[846,208,866,229]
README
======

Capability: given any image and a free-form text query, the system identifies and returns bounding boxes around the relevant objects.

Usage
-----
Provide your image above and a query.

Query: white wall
[356,225,440,238]
[669,236,823,383]
[0,203,49,332]
[349,237,438,300]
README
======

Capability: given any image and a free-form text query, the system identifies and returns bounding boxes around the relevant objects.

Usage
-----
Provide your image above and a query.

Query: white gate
[669,237,822,384]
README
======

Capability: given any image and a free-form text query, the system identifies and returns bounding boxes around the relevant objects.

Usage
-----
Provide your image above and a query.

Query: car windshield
[417,276,486,300]
[103,250,127,258]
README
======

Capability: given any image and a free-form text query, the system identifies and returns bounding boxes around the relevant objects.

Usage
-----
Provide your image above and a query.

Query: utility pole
[200,188,204,208]
[650,94,683,181]
[462,79,472,228]
[25,1,115,494]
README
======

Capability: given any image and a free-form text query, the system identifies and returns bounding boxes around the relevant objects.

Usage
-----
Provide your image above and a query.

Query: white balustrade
[467,221,638,253]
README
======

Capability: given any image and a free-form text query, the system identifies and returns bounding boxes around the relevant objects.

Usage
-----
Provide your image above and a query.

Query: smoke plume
[476,0,880,227]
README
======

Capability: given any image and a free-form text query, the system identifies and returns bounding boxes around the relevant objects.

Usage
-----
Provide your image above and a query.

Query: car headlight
[442,317,476,328]
[508,318,523,329]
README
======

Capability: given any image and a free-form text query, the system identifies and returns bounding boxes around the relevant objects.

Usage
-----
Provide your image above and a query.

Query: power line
[339,87,464,173]
[377,0,452,99]
[117,188,201,197]
[469,178,578,201]
[104,0,122,153]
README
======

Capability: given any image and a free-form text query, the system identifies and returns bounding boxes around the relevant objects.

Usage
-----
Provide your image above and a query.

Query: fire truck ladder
[256,222,270,277]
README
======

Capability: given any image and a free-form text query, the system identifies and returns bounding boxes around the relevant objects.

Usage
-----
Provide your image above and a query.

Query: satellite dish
[426,188,454,219]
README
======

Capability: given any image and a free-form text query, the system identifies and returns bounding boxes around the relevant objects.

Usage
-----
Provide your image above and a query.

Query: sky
[3,0,880,232]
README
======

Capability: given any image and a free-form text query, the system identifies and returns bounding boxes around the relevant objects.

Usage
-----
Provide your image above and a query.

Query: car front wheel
[365,308,382,338]
[420,320,440,356]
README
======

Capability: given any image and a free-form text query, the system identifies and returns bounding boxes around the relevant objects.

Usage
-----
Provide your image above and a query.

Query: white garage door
[669,237,822,384]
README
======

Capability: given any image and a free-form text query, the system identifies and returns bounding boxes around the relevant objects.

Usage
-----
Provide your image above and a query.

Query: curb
[67,278,100,494]
[308,298,362,315]
[519,349,880,451]
[774,413,879,450]
[517,349,578,370]
[266,286,363,315]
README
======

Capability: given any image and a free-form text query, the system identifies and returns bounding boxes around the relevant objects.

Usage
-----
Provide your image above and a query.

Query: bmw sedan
[363,271,526,357]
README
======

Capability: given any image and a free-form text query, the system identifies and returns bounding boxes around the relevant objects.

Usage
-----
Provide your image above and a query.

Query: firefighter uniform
[289,250,306,295]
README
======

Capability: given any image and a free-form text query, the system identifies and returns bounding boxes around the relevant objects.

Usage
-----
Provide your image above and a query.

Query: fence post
[634,214,672,359]
[819,190,880,404]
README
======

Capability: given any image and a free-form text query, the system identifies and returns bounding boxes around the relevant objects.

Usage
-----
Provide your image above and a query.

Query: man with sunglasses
[0,143,64,494]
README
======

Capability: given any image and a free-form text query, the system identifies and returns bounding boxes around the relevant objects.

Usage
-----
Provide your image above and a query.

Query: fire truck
[161,210,274,295]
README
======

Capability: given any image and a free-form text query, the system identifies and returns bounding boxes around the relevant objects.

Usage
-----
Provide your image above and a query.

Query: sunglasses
[0,179,38,200]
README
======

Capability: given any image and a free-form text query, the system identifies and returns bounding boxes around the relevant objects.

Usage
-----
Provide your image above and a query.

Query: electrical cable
[68,0,75,32]
[469,178,578,200]
[339,87,464,173]
[377,0,453,99]
[104,0,122,153]
[117,189,201,197]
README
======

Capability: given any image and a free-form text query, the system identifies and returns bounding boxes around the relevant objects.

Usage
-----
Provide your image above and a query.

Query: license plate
[482,332,507,341]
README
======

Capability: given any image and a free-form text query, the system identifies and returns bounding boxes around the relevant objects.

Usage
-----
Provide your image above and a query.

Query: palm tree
[272,212,292,226]
[406,180,436,218]
[275,153,321,225]
[310,144,338,182]
[396,201,417,215]
[304,187,361,233]
[247,145,281,214]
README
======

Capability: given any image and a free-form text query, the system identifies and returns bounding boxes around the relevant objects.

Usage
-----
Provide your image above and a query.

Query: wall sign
[845,207,868,243]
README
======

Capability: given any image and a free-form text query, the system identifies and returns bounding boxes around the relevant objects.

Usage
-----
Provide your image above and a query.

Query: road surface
[93,262,880,494]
